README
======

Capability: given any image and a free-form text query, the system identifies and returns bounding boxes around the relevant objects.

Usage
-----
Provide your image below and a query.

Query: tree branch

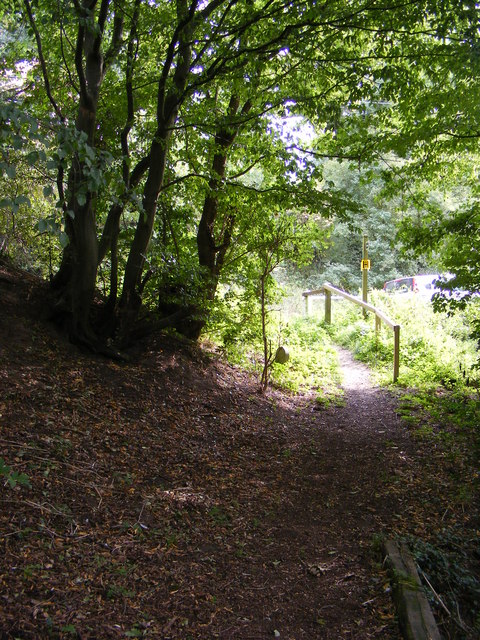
[22,0,64,121]
[104,0,125,69]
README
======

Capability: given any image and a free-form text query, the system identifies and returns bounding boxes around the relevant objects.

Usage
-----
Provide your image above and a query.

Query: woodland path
[335,345,397,435]
[1,262,464,640]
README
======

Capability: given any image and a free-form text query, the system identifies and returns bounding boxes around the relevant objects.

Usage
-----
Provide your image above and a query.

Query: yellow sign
[361,259,371,271]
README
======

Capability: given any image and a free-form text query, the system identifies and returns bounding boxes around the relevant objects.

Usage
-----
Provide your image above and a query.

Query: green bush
[210,281,480,397]
[207,308,342,401]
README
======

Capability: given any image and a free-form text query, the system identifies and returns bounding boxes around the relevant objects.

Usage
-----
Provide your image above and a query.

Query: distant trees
[290,160,434,293]
[349,1,480,305]
[297,0,480,299]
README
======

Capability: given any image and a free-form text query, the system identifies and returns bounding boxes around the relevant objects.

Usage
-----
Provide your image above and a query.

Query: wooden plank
[304,293,310,316]
[383,540,441,640]
[321,283,398,327]
[325,289,331,324]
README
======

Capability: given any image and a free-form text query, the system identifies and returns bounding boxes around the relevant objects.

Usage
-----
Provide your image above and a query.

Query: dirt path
[210,347,412,638]
[0,264,429,639]
[244,350,411,639]
[334,346,401,438]
[337,345,374,392]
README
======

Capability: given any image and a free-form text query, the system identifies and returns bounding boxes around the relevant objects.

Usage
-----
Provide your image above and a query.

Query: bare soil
[0,261,476,639]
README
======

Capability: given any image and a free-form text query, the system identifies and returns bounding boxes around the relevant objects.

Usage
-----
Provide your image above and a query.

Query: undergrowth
[207,314,342,403]
[269,316,342,399]
[322,291,480,390]
[406,529,480,639]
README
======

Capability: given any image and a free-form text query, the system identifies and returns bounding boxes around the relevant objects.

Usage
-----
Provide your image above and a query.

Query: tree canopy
[1,0,479,350]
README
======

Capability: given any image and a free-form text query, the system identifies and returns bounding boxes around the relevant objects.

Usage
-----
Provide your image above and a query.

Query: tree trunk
[52,101,100,344]
[118,0,193,339]
[187,96,252,340]
[197,95,244,278]
[260,272,270,392]
[118,127,172,337]
[51,0,123,348]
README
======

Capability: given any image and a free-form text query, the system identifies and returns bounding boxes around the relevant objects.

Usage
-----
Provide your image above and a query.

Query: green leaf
[7,472,31,488]
[0,198,13,209]
[0,458,30,488]
[61,624,77,634]
[59,231,69,248]
[0,458,10,475]
[14,195,31,207]
[27,151,38,166]
[37,219,48,233]
[12,134,23,149]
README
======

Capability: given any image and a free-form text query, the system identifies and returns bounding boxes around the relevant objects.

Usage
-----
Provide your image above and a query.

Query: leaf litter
[0,262,478,639]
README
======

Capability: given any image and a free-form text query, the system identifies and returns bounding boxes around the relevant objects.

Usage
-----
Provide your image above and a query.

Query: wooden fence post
[304,294,310,316]
[325,289,332,324]
[393,325,400,383]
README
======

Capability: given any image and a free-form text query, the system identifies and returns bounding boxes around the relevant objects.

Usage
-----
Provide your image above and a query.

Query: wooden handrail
[302,283,400,383]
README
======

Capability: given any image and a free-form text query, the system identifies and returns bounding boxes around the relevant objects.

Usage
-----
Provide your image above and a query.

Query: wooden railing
[302,283,400,383]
